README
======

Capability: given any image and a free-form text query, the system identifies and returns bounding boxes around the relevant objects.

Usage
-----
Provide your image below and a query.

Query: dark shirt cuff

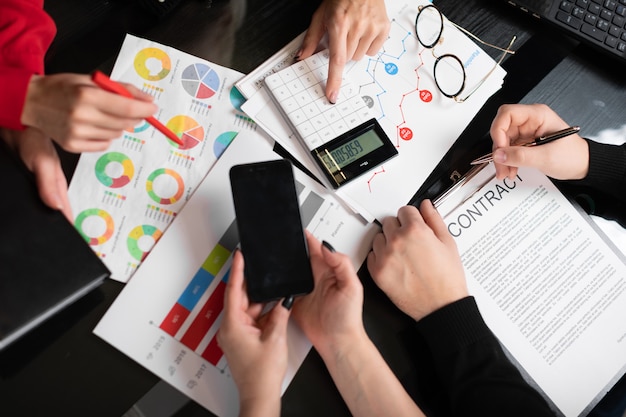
[574,139,626,198]
[415,296,494,356]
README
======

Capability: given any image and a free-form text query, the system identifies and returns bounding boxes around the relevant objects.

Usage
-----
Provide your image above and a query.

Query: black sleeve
[556,140,626,227]
[573,140,626,202]
[414,296,555,417]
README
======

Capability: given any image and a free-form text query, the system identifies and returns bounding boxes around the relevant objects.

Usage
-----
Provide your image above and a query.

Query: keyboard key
[581,22,607,40]
[605,35,619,46]
[573,6,586,18]
[560,1,574,13]
[585,12,599,24]
[589,3,602,13]
[609,24,622,36]
[597,18,610,30]
[601,9,614,20]
[557,10,583,28]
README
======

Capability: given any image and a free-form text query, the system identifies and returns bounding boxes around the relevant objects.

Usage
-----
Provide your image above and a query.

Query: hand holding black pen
[486,104,591,181]
[471,126,580,165]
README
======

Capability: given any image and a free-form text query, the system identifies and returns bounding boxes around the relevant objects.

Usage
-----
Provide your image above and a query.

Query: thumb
[262,301,291,342]
[321,241,357,285]
[493,146,540,169]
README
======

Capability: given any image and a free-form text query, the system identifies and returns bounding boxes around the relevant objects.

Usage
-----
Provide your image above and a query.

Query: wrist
[238,384,282,417]
[20,74,43,129]
[239,395,280,417]
[315,326,370,363]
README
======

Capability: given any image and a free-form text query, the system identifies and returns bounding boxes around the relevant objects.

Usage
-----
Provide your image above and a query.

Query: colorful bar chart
[158,181,325,368]
[159,220,239,365]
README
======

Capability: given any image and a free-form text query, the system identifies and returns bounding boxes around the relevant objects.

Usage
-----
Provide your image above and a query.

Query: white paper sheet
[437,164,626,417]
[68,34,261,282]
[94,131,379,417]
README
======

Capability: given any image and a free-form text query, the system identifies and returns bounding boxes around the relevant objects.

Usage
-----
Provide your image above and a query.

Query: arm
[0,0,56,130]
[367,201,554,416]
[0,0,157,151]
[298,0,390,103]
[416,297,555,417]
[568,139,626,202]
[217,250,291,417]
[293,232,424,417]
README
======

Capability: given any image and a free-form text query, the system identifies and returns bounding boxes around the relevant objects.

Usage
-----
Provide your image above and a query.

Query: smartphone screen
[229,159,314,302]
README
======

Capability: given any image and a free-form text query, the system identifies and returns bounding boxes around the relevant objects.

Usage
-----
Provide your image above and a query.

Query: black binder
[0,139,109,351]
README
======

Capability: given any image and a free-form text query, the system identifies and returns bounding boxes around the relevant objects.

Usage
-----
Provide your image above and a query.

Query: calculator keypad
[264,50,373,150]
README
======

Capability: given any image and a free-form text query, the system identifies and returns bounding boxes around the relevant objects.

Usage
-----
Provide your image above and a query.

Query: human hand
[367,201,468,322]
[490,103,589,181]
[217,249,291,417]
[21,73,158,153]
[1,127,72,222]
[298,0,390,103]
[292,231,367,358]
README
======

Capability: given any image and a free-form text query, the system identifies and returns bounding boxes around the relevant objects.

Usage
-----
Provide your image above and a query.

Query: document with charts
[239,0,509,222]
[436,163,626,417]
[94,132,379,417]
[67,34,256,283]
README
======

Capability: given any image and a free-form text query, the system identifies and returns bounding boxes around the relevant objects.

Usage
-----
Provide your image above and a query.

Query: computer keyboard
[556,0,626,54]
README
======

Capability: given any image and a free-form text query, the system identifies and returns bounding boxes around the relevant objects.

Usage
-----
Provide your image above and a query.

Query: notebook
[501,0,626,63]
[0,139,109,351]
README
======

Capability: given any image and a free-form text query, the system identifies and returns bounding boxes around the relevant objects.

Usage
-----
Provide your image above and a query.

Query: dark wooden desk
[1,0,624,416]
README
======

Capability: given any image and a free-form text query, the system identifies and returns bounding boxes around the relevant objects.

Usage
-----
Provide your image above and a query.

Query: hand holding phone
[229,159,314,303]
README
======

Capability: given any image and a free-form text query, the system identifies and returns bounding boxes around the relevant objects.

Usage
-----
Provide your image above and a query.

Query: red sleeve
[0,0,56,130]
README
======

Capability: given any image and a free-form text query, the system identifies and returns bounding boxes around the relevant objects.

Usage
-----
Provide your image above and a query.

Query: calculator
[264,49,398,189]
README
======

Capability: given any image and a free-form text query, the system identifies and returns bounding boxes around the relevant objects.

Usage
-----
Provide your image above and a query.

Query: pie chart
[134,47,171,81]
[213,131,238,158]
[166,115,205,150]
[181,63,220,99]
[95,152,134,188]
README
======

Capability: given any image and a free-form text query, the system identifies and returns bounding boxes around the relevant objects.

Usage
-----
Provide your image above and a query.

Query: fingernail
[328,91,338,104]
[322,240,336,253]
[282,295,294,310]
[53,195,64,211]
[493,149,507,163]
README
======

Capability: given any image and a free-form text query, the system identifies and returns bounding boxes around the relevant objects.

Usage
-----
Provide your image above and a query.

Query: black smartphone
[229,159,314,303]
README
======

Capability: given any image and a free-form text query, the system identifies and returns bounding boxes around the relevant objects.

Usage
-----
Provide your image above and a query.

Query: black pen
[470,126,581,165]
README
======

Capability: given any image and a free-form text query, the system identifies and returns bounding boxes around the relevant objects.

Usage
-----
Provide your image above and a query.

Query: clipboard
[424,160,626,417]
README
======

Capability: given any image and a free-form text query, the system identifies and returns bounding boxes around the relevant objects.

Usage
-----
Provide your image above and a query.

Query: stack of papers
[238,0,508,222]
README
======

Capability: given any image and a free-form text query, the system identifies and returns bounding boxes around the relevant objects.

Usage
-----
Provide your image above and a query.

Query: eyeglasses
[415,4,516,103]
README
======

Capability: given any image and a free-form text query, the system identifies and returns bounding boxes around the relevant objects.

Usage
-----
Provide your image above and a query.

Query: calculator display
[313,118,398,189]
[320,130,384,171]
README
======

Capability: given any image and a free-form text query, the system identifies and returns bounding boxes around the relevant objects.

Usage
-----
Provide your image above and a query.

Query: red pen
[91,70,184,146]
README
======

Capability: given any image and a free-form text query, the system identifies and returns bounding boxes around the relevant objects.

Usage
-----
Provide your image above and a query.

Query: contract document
[436,164,626,417]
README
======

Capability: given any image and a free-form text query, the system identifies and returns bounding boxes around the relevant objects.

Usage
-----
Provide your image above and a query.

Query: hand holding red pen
[20,72,158,152]
[91,71,184,146]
